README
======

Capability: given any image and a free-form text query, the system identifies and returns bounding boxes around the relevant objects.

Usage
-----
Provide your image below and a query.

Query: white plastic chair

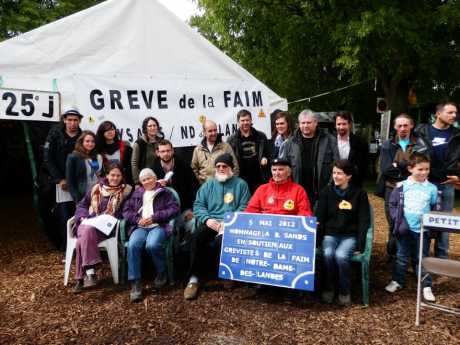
[64,216,120,286]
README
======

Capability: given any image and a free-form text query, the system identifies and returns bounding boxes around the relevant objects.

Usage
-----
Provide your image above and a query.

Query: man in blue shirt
[377,113,427,257]
[415,101,459,260]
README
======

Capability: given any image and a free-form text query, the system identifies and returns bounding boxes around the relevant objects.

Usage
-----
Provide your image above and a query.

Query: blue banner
[219,212,317,291]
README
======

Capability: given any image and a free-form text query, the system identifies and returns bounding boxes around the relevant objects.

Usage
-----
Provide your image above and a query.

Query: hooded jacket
[245,178,312,216]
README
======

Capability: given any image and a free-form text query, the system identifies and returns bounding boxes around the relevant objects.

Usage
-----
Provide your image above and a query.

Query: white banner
[0,87,60,122]
[74,76,274,147]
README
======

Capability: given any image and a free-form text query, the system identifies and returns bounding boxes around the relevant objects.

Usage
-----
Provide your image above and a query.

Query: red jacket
[245,178,312,216]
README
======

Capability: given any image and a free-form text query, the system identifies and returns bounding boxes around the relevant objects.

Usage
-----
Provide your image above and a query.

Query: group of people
[41,100,459,305]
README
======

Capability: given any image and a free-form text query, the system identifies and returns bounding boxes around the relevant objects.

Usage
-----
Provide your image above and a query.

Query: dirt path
[0,194,459,345]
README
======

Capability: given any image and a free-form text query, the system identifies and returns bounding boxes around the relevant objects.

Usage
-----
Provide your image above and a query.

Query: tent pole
[22,122,43,227]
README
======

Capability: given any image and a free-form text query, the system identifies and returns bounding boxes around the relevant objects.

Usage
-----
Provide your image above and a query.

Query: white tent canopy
[0,0,286,146]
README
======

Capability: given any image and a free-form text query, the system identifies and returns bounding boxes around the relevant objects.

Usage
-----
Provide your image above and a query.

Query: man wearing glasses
[184,153,251,300]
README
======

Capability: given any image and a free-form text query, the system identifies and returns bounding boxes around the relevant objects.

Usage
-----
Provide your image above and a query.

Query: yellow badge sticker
[224,193,234,204]
[258,109,266,118]
[339,200,352,210]
[198,115,206,124]
[283,199,295,210]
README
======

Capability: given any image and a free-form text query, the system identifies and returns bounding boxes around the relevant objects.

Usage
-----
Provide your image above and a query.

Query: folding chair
[351,205,374,306]
[63,216,120,286]
[415,212,460,325]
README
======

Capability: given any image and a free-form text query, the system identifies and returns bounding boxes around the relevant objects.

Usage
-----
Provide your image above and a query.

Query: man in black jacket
[334,112,369,187]
[377,113,427,257]
[282,110,339,206]
[43,109,83,250]
[152,139,199,212]
[227,109,270,194]
[415,101,459,260]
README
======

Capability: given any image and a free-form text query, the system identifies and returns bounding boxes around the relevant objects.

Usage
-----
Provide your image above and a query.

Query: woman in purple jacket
[122,168,179,302]
[72,163,132,293]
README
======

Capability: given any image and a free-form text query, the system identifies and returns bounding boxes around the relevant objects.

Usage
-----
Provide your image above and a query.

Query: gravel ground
[0,193,459,345]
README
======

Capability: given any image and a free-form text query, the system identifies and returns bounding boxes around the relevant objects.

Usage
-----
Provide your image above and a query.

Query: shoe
[72,280,84,294]
[423,287,436,302]
[338,294,351,306]
[385,280,402,293]
[130,280,143,303]
[184,282,199,300]
[153,271,168,289]
[321,290,334,304]
[83,274,97,288]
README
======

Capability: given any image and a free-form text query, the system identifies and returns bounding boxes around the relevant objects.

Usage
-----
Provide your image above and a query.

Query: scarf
[333,185,349,198]
[89,182,132,216]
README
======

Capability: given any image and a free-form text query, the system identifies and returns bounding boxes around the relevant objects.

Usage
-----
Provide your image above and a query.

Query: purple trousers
[74,224,109,280]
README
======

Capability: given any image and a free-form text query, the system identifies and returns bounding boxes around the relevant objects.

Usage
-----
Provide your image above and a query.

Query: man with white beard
[184,153,251,300]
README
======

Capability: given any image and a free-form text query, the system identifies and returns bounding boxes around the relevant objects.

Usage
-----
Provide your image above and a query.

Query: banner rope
[288,79,372,105]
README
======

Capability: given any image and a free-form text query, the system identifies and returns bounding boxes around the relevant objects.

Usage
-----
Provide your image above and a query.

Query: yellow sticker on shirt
[339,200,352,210]
[224,193,234,204]
[283,199,295,210]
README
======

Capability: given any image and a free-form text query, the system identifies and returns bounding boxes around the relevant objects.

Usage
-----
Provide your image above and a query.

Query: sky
[157,0,201,21]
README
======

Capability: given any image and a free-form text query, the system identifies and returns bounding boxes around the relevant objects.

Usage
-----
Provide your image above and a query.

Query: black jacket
[152,155,199,212]
[345,133,369,187]
[43,124,81,184]
[415,123,460,183]
[315,184,370,252]
[227,127,271,182]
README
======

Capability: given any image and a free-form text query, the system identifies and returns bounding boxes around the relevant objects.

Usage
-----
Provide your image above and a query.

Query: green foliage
[0,0,104,41]
[191,0,460,119]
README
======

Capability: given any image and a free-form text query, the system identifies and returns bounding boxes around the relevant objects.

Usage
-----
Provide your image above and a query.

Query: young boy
[385,152,438,302]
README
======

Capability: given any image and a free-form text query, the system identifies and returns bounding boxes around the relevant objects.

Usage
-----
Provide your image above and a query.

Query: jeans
[55,201,75,251]
[322,234,357,295]
[432,183,454,259]
[392,231,431,287]
[127,226,167,281]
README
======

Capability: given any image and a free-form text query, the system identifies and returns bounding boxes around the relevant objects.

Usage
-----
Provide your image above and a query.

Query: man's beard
[215,170,234,182]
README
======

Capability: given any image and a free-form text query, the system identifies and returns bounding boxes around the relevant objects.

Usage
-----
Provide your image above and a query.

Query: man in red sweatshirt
[245,158,312,216]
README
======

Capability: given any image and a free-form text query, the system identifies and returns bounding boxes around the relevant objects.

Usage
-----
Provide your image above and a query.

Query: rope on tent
[287,79,372,105]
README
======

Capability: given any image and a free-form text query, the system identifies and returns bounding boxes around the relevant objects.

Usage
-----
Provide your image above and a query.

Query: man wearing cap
[184,153,251,300]
[245,158,312,216]
[43,109,83,250]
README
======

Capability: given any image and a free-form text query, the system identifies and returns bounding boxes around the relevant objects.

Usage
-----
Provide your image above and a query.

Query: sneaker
[184,282,199,300]
[130,280,143,303]
[338,294,351,306]
[72,280,84,294]
[385,280,402,293]
[83,274,97,288]
[321,290,334,304]
[153,271,168,289]
[423,287,436,302]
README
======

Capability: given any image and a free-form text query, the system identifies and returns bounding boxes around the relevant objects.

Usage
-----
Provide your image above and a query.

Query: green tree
[0,0,104,41]
[191,1,460,117]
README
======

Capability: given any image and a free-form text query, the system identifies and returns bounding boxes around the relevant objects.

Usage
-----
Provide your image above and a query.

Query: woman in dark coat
[122,168,179,302]
[96,121,133,185]
[66,130,103,203]
[72,163,132,293]
[316,159,370,306]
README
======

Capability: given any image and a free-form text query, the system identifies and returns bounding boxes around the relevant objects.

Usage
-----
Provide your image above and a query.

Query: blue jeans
[127,226,167,281]
[392,231,431,287]
[433,183,454,259]
[322,234,357,295]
